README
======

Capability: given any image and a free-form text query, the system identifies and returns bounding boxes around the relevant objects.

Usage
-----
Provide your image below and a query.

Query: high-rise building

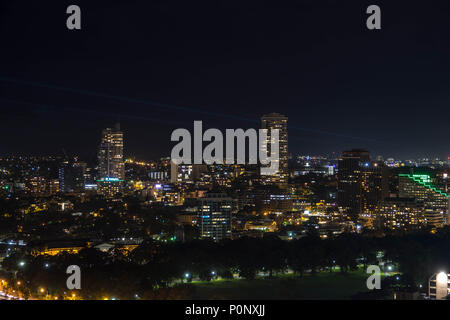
[260,113,288,186]
[198,193,232,241]
[337,149,388,224]
[98,123,124,180]
[97,123,124,197]
[360,161,389,215]
[337,149,370,221]
[59,160,85,193]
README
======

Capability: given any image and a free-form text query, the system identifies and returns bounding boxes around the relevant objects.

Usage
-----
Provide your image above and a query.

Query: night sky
[1,0,450,161]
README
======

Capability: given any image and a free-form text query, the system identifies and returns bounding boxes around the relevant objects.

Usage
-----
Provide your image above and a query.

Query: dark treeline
[3,228,450,299]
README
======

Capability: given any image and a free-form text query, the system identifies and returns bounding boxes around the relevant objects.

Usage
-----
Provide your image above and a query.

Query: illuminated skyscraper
[98,123,124,180]
[97,123,124,197]
[260,113,288,186]
[337,149,370,221]
[361,161,389,215]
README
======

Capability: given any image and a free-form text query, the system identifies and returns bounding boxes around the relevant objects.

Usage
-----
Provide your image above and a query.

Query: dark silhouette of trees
[5,228,450,299]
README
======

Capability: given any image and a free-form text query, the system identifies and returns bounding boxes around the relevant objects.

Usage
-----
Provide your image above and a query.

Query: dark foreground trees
[4,228,450,299]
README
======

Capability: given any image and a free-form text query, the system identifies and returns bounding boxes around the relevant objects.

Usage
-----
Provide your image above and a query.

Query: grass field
[190,268,387,300]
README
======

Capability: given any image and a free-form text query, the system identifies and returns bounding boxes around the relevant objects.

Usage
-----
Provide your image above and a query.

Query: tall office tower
[98,123,125,180]
[398,173,449,228]
[198,193,232,241]
[360,161,389,215]
[59,160,85,193]
[260,113,288,186]
[97,123,124,197]
[337,149,371,221]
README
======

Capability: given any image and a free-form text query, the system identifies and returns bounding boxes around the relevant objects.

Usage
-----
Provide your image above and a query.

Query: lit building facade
[97,178,122,198]
[198,193,232,241]
[260,113,288,187]
[429,272,450,299]
[170,161,207,184]
[375,198,425,231]
[337,149,370,221]
[27,177,59,197]
[398,173,449,228]
[361,161,389,215]
[97,123,124,197]
[98,123,125,180]
[58,161,85,193]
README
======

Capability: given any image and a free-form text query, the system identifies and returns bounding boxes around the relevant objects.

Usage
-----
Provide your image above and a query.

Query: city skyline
[1,0,450,304]
[0,118,448,163]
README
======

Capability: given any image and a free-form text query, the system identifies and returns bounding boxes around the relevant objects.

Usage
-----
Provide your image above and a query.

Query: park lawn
[190,267,387,300]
